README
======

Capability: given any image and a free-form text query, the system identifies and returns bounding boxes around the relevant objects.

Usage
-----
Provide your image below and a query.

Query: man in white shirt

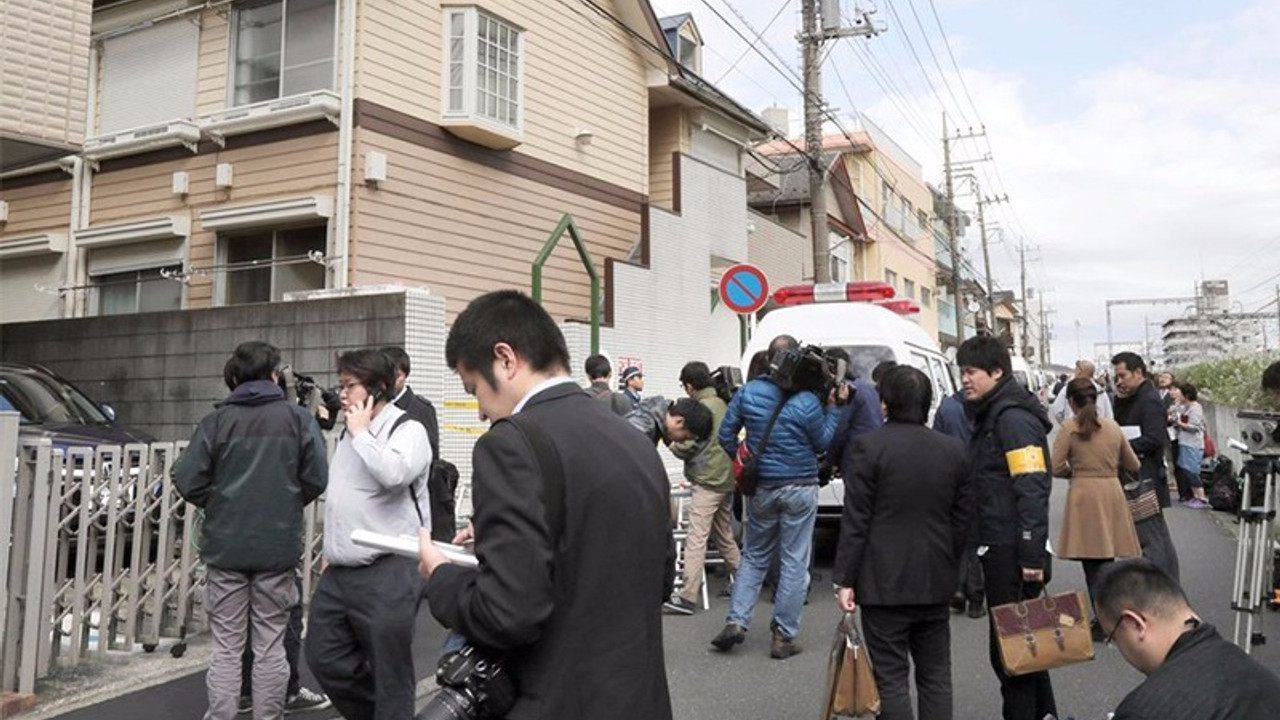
[1050,359,1113,425]
[305,349,431,720]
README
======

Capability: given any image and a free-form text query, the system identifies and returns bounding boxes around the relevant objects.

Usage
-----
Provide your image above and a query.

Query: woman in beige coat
[1051,377,1141,640]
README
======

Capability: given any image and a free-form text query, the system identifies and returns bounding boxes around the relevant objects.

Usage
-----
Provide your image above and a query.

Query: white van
[739,293,958,523]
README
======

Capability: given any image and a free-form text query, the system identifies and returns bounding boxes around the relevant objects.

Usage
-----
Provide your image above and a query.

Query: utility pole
[976,192,1006,331]
[942,113,964,343]
[1019,241,1029,359]
[802,1,882,284]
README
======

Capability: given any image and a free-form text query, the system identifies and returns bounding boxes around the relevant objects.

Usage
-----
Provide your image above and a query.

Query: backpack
[1206,456,1238,512]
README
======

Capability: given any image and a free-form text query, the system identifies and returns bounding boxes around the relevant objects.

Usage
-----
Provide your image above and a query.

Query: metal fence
[0,412,329,695]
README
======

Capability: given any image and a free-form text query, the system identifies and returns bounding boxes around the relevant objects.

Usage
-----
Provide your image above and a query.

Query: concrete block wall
[0,289,439,442]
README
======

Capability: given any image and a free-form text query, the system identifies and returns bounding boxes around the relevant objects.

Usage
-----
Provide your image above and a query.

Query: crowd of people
[173,292,1280,720]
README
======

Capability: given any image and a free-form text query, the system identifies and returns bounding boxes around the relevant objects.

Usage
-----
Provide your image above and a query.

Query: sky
[648,0,1280,366]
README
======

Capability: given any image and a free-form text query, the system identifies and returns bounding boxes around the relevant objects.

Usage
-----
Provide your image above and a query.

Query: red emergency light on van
[771,281,896,306]
[875,299,921,315]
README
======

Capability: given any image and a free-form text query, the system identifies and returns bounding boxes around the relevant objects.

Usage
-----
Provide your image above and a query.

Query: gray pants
[204,567,298,720]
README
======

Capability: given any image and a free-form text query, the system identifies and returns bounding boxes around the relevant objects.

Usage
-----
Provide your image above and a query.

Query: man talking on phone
[305,349,432,720]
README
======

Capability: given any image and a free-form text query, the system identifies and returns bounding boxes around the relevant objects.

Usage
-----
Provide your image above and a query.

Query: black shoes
[949,594,966,613]
[711,623,746,651]
[966,600,987,619]
[662,594,697,616]
[770,628,801,659]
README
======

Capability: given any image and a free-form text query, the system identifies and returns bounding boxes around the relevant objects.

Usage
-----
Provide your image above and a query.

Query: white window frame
[93,264,185,316]
[884,268,898,289]
[829,234,850,283]
[441,6,525,135]
[903,278,915,300]
[227,0,339,108]
[215,225,328,306]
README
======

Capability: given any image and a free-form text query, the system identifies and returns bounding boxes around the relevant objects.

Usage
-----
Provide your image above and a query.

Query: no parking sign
[718,264,769,315]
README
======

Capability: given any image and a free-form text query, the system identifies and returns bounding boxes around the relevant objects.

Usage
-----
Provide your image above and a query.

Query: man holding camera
[417,291,675,720]
[711,335,843,659]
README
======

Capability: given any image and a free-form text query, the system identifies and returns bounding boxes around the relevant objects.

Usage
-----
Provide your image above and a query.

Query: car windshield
[0,370,110,426]
[827,345,896,380]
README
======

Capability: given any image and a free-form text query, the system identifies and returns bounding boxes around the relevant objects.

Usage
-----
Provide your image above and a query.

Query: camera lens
[417,687,477,720]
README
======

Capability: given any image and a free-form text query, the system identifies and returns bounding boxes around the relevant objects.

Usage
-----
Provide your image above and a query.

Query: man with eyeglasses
[1094,559,1280,719]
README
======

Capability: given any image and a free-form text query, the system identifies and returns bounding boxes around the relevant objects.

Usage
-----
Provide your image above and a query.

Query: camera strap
[754,392,794,461]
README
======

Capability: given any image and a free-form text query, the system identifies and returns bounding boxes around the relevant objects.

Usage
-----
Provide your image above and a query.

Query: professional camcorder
[711,365,743,404]
[1238,411,1280,458]
[417,644,517,720]
[770,345,846,397]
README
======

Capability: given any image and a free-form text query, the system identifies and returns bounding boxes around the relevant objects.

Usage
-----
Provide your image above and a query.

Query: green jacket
[670,388,735,493]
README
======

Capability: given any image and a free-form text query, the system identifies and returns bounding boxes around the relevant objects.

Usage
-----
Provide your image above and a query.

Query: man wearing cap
[621,366,645,411]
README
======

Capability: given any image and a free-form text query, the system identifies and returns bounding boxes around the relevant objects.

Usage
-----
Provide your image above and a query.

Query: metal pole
[1019,241,1029,358]
[977,198,994,332]
[943,113,964,344]
[803,0,830,284]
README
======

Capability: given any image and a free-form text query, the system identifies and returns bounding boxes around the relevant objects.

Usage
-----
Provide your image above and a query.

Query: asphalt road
[54,480,1280,720]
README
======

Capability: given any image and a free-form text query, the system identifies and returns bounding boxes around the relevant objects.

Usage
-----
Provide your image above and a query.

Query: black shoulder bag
[735,394,792,497]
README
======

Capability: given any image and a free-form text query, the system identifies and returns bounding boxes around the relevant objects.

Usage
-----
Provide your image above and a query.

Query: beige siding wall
[1,0,92,146]
[357,0,649,194]
[351,130,642,323]
[0,181,74,238]
[648,107,684,211]
[194,9,230,114]
[88,132,338,307]
[747,209,809,288]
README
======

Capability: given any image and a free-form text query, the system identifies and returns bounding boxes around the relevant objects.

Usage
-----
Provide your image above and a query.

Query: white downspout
[64,42,99,318]
[332,0,357,289]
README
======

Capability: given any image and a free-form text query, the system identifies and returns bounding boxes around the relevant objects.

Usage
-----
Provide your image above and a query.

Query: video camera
[711,365,742,404]
[418,644,517,720]
[278,364,341,430]
[769,345,847,398]
[1238,411,1280,458]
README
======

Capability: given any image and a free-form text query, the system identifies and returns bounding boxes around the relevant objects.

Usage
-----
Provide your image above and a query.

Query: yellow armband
[1005,446,1046,475]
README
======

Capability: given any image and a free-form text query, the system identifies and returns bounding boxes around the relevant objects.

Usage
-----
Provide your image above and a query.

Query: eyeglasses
[1103,616,1125,647]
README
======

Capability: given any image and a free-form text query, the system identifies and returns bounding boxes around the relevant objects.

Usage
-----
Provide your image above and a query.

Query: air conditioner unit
[82,120,201,162]
[200,90,341,144]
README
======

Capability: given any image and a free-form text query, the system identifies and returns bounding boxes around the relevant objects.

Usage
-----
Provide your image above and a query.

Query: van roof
[747,302,940,356]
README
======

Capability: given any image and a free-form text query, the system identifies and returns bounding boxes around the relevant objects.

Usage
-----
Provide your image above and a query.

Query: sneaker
[663,595,697,616]
[237,697,251,715]
[711,623,746,651]
[949,594,966,613]
[769,628,801,659]
[1186,499,1210,510]
[284,687,332,714]
[966,600,986,619]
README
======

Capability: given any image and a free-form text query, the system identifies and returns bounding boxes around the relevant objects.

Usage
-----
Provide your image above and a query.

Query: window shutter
[99,19,198,134]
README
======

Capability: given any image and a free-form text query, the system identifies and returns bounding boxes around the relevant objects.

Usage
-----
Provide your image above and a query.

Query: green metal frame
[532,214,600,353]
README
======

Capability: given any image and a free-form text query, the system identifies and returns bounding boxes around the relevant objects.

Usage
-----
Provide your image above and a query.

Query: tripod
[1230,455,1279,655]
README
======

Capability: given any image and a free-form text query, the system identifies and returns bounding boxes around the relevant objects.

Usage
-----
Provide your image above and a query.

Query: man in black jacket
[418,291,674,720]
[174,342,329,720]
[1112,352,1181,582]
[382,345,457,542]
[957,335,1056,720]
[1097,559,1280,719]
[835,365,971,720]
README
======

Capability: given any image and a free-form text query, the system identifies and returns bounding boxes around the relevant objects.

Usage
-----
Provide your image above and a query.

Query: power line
[713,0,791,84]
[925,0,982,125]
[900,0,973,128]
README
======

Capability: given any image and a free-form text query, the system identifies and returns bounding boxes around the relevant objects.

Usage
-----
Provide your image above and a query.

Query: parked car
[0,362,154,450]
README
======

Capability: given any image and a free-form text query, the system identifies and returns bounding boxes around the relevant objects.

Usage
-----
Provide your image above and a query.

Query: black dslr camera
[711,365,743,404]
[418,644,517,720]
[770,345,846,398]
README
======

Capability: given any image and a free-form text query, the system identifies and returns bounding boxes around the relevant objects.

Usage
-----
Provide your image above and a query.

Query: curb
[0,694,37,719]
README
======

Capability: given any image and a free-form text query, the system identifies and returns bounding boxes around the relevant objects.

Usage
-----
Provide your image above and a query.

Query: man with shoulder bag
[712,335,843,659]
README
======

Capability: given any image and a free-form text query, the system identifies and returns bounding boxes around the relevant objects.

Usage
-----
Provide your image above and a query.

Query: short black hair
[1263,361,1280,394]
[585,354,611,380]
[337,348,397,402]
[445,291,571,389]
[957,335,1012,378]
[747,351,771,380]
[226,341,280,389]
[669,397,713,442]
[1111,351,1147,377]
[1177,381,1198,401]
[679,361,713,390]
[878,365,932,424]
[381,346,411,376]
[871,360,899,386]
[1094,559,1189,625]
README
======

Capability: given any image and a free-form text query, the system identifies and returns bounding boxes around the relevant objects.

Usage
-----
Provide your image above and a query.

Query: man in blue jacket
[711,335,842,659]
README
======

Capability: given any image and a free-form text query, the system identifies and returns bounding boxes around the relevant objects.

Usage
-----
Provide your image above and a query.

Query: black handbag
[733,394,791,497]
[1120,470,1161,522]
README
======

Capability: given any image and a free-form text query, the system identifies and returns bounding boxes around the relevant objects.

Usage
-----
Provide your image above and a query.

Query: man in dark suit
[835,365,971,720]
[382,345,457,542]
[417,291,674,720]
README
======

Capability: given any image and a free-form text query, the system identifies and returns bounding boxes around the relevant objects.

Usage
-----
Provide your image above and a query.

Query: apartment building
[747,119,942,342]
[0,0,690,329]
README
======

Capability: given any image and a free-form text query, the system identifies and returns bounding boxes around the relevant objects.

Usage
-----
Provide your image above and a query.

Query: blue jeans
[1178,445,1204,485]
[726,483,818,639]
